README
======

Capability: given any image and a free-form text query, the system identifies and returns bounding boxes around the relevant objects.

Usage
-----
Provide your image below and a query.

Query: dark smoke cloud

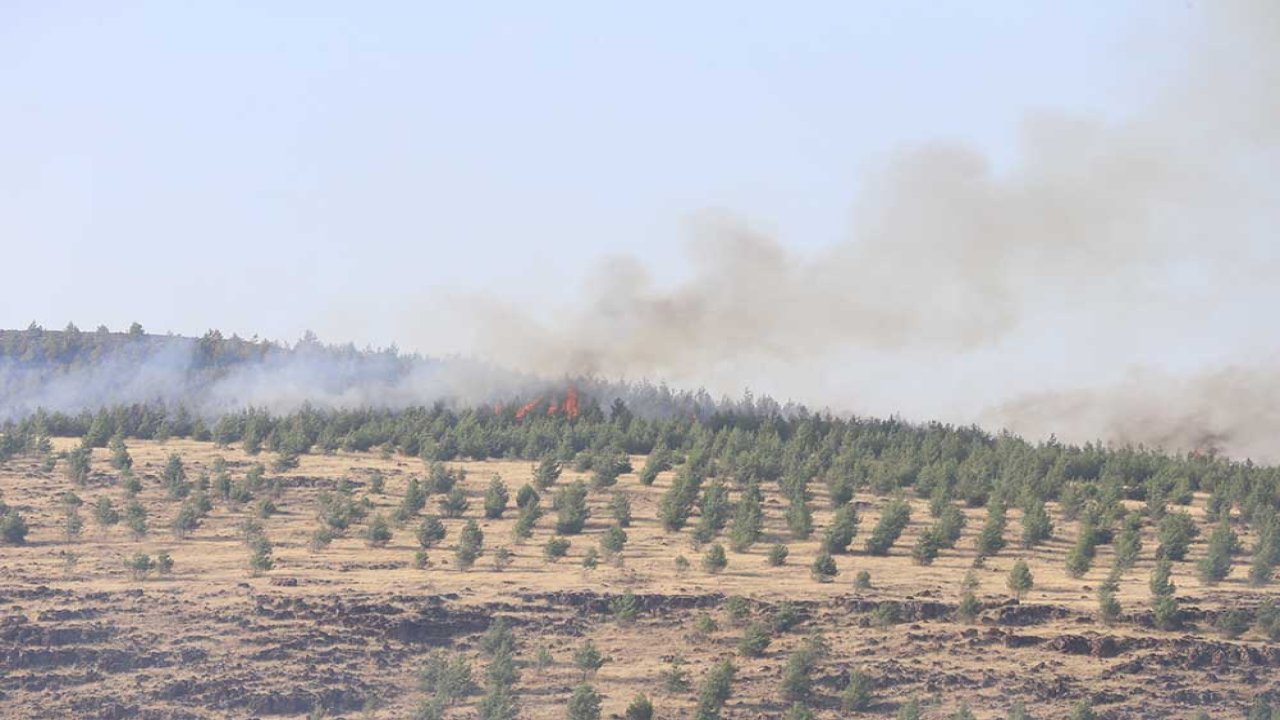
[465,0,1280,459]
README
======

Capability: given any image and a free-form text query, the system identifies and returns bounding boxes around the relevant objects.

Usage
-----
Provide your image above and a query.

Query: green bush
[737,622,772,657]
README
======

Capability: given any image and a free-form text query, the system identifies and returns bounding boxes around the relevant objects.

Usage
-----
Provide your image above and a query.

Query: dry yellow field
[1,439,1275,719]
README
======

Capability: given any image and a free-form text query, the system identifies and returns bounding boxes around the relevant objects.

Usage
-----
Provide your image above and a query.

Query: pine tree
[484,475,510,519]
[693,659,735,720]
[976,501,1007,558]
[822,504,858,554]
[566,684,602,720]
[554,481,590,534]
[456,520,484,570]
[1007,559,1034,600]
[840,668,873,711]
[1020,500,1054,548]
[572,640,605,679]
[786,495,813,539]
[365,512,392,547]
[1196,518,1237,584]
[417,516,447,548]
[864,497,911,555]
[728,483,764,552]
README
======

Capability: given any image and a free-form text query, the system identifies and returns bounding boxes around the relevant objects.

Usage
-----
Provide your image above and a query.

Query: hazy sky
[6,2,1277,449]
[3,2,1181,340]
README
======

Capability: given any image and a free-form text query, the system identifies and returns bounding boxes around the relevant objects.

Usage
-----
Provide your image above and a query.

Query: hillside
[2,393,1279,718]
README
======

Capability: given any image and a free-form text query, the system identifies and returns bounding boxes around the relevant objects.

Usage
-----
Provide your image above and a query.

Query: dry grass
[0,439,1274,718]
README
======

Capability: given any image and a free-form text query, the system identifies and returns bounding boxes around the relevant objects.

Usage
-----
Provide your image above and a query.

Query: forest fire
[514,385,581,421]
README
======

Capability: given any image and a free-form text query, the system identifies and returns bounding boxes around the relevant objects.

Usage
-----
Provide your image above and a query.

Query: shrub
[1008,559,1034,600]
[1254,599,1280,640]
[854,570,872,590]
[693,612,719,637]
[573,639,605,678]
[249,537,274,575]
[780,645,816,700]
[364,513,393,547]
[693,659,735,720]
[491,546,513,571]
[1097,576,1122,624]
[63,507,84,541]
[624,693,653,720]
[1153,594,1181,630]
[566,684,602,720]
[767,543,789,566]
[702,543,728,574]
[419,649,475,704]
[957,591,981,622]
[581,548,599,570]
[841,668,873,711]
[125,552,153,580]
[417,516,447,548]
[125,500,148,540]
[1067,700,1097,720]
[872,602,901,627]
[724,595,751,625]
[811,551,838,582]
[544,536,571,562]
[478,684,518,720]
[93,496,120,532]
[911,529,942,565]
[610,591,640,624]
[738,622,772,657]
[772,602,803,633]
[1215,608,1250,638]
[661,656,692,693]
[439,486,469,519]
[601,526,628,555]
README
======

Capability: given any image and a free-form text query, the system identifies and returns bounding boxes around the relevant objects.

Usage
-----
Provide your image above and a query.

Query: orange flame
[515,400,539,421]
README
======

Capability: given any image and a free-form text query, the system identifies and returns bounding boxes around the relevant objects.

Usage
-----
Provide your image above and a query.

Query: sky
[4,2,1278,454]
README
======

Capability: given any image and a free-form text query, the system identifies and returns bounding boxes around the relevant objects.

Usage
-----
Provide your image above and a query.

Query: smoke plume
[467,0,1280,459]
